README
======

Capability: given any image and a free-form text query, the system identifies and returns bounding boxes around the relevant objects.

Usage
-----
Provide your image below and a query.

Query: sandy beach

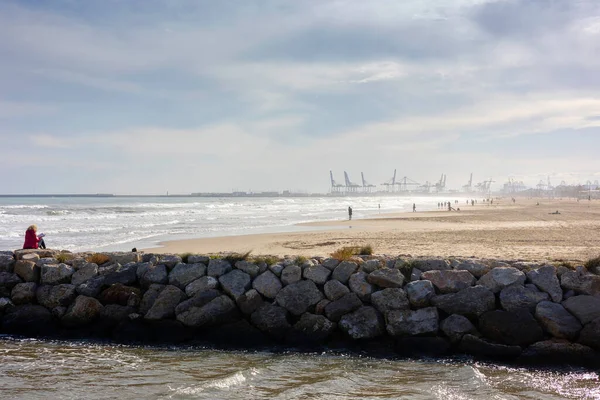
[146,198,600,262]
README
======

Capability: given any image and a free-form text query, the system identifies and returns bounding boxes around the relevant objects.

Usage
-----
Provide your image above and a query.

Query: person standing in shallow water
[348,206,353,220]
[23,225,46,249]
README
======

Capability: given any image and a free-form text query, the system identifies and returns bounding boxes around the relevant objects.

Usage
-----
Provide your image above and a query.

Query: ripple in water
[0,337,598,400]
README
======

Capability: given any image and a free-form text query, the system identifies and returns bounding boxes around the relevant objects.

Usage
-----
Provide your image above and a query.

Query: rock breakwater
[1,249,600,366]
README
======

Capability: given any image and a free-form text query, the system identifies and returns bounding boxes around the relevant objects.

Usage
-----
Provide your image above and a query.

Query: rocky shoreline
[1,249,599,366]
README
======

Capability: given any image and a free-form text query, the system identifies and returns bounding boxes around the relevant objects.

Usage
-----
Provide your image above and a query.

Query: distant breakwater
[1,249,600,366]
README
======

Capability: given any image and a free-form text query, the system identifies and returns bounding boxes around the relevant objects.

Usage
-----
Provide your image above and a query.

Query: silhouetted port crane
[434,174,447,193]
[397,176,420,192]
[462,173,473,192]
[361,172,376,193]
[344,171,361,192]
[329,171,344,193]
[381,169,397,192]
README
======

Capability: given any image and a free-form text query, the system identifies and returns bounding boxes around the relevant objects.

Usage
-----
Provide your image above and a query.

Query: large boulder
[0,272,22,293]
[185,276,218,297]
[62,295,103,327]
[76,275,105,298]
[176,295,238,327]
[324,292,363,322]
[440,314,478,342]
[0,253,15,272]
[348,272,375,301]
[145,285,186,320]
[405,280,435,308]
[421,270,475,294]
[252,270,282,299]
[138,264,168,288]
[453,260,491,278]
[499,285,550,313]
[41,263,74,285]
[417,258,451,272]
[236,289,264,315]
[431,285,495,318]
[367,268,404,288]
[477,267,526,293]
[11,282,37,305]
[235,261,260,278]
[289,313,336,344]
[479,310,543,346]
[175,289,221,315]
[219,270,251,301]
[169,262,208,289]
[105,252,141,265]
[71,263,98,286]
[459,334,522,358]
[562,295,600,325]
[535,301,582,340]
[250,304,291,339]
[99,284,141,307]
[281,265,302,286]
[103,264,138,286]
[207,259,232,278]
[275,280,323,316]
[339,306,384,339]
[14,260,40,282]
[324,280,350,301]
[159,254,182,269]
[526,265,562,302]
[578,317,600,350]
[303,265,332,285]
[386,307,439,337]
[370,288,409,314]
[332,261,358,284]
[2,304,54,335]
[139,284,165,314]
[36,284,77,309]
[560,270,600,296]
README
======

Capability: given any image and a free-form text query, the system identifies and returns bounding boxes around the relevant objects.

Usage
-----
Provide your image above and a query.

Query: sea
[0,195,456,252]
[2,195,598,399]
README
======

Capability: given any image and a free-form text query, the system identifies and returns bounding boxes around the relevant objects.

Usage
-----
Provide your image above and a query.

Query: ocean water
[0,195,462,252]
[0,337,598,400]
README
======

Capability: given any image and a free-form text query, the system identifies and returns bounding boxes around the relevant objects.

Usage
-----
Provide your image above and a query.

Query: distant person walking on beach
[23,225,46,249]
[413,203,416,212]
[348,206,353,220]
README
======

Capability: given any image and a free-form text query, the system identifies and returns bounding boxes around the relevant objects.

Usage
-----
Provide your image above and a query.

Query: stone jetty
[1,249,600,366]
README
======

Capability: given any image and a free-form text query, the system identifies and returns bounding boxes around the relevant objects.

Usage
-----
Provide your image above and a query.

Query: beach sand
[145,198,600,262]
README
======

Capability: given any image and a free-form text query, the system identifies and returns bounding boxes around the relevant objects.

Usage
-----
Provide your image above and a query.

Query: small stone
[453,260,491,278]
[405,280,435,308]
[348,271,375,301]
[367,268,404,288]
[281,265,302,286]
[418,258,451,272]
[477,267,526,293]
[410,268,422,281]
[158,254,182,269]
[332,261,358,284]
[188,255,210,264]
[303,265,332,285]
[322,258,340,270]
[207,259,232,278]
[421,270,475,294]
[235,261,260,278]
[362,259,381,273]
[269,263,284,277]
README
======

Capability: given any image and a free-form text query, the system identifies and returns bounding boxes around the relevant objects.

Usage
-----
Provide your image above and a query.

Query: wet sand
[145,198,600,262]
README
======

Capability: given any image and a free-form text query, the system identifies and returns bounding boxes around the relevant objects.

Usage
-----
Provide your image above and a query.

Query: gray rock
[188,255,210,264]
[98,262,119,276]
[207,259,232,278]
[562,295,600,325]
[139,264,168,288]
[168,263,206,289]
[322,258,340,270]
[386,307,439,336]
[332,261,358,284]
[281,265,302,286]
[36,284,77,309]
[290,313,336,343]
[303,265,332,285]
[71,263,99,286]
[348,272,375,301]
[103,264,138,286]
[252,270,282,299]
[177,295,238,327]
[421,270,475,294]
[432,285,496,318]
[11,282,37,305]
[76,275,105,298]
[418,258,451,272]
[454,260,491,278]
[0,297,14,312]
[250,304,291,339]
[185,276,219,297]
[236,289,264,315]
[367,268,404,288]
[405,280,435,308]
[362,259,381,273]
[561,270,600,296]
[36,258,58,267]
[98,284,141,306]
[269,263,284,277]
[526,265,562,302]
[479,310,543,346]
[522,340,597,362]
[410,268,422,282]
[175,289,221,315]
[106,252,141,265]
[499,285,549,312]
[275,280,323,316]
[41,264,74,285]
[324,280,350,301]
[13,260,40,283]
[219,270,251,300]
[371,288,409,314]
[339,306,384,339]
[0,272,22,290]
[459,334,522,358]
[145,285,186,320]
[62,295,103,327]
[440,314,477,342]
[0,254,15,273]
[535,301,582,340]
[578,317,600,350]
[235,261,260,278]
[158,254,182,269]
[477,267,526,293]
[324,292,363,322]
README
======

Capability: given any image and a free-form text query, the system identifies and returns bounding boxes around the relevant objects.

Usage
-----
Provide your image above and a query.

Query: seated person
[23,225,46,249]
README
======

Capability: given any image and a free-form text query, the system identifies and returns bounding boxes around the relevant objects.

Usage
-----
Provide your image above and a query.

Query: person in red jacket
[23,225,46,249]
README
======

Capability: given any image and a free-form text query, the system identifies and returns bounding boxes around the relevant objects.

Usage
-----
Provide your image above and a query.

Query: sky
[1,0,600,194]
